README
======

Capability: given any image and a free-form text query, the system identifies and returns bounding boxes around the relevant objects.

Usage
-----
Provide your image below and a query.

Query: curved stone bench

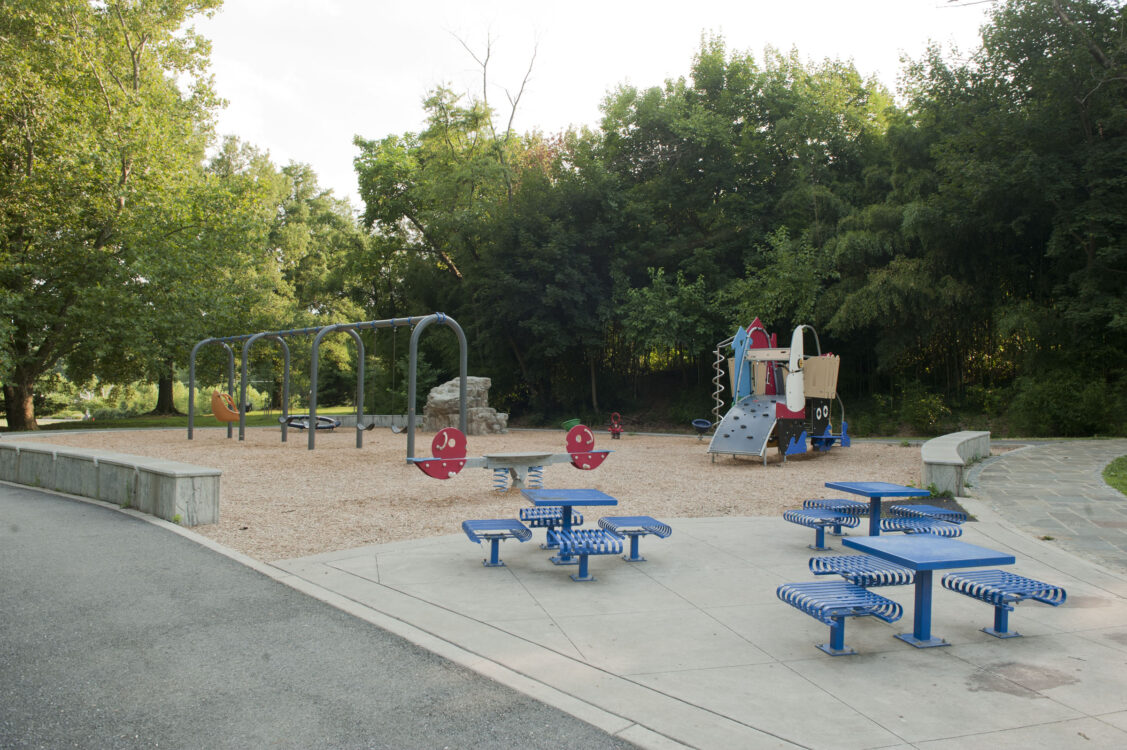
[0,440,219,526]
[921,431,990,497]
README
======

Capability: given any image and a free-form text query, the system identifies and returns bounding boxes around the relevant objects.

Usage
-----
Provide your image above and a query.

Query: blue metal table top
[825,481,932,498]
[843,535,1015,571]
[521,488,619,506]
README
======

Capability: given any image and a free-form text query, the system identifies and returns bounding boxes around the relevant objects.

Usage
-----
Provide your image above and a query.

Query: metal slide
[707,394,781,460]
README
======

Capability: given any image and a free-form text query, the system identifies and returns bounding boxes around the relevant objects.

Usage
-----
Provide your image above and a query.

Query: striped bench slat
[879,517,963,537]
[461,519,532,567]
[803,498,870,516]
[520,506,584,527]
[597,515,672,538]
[777,581,903,656]
[785,508,862,551]
[461,519,532,543]
[520,506,583,549]
[784,509,862,529]
[941,569,1066,638]
[778,582,903,625]
[555,529,624,582]
[890,504,968,524]
[597,515,672,562]
[942,570,1066,606]
[557,529,624,556]
[809,555,915,587]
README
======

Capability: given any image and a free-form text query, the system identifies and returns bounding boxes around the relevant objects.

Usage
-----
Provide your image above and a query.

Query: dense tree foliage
[1,0,223,427]
[3,1,1124,436]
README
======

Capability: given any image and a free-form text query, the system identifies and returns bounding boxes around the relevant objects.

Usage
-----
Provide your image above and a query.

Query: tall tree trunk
[154,375,176,414]
[152,360,182,415]
[507,334,537,400]
[588,355,600,413]
[3,381,38,431]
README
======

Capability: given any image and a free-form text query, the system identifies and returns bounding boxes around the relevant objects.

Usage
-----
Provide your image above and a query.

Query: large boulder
[423,376,508,434]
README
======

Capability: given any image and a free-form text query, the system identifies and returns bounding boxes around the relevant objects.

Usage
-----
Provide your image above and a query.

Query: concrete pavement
[4,439,1127,748]
[968,440,1127,575]
[0,483,635,749]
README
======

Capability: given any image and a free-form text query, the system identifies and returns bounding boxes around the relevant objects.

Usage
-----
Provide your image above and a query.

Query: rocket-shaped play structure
[706,318,850,464]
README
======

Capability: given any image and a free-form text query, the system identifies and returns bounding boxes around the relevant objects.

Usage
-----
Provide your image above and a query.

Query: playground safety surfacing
[269,499,1127,750]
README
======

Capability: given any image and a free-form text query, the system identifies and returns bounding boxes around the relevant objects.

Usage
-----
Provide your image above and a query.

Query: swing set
[188,313,468,451]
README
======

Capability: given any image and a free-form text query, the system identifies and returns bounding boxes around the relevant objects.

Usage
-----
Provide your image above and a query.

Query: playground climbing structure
[707,318,849,464]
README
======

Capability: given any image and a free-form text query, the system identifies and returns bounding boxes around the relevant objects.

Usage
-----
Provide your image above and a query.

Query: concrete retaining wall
[0,440,220,526]
[0,443,17,482]
[15,443,63,489]
[921,430,991,496]
[54,448,110,497]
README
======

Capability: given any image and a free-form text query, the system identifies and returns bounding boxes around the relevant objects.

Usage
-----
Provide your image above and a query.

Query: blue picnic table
[825,481,931,536]
[521,488,618,566]
[843,534,1016,648]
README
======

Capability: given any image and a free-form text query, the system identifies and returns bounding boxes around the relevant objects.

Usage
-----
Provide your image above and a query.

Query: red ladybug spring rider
[410,424,610,489]
[608,412,624,439]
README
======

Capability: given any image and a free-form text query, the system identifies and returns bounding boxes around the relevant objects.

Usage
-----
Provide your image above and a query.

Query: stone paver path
[970,439,1127,574]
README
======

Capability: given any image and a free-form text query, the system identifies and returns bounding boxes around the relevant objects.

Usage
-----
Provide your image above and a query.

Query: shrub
[898,383,952,435]
[1007,373,1124,436]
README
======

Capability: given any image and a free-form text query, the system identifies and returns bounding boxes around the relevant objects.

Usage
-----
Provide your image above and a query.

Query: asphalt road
[0,484,634,749]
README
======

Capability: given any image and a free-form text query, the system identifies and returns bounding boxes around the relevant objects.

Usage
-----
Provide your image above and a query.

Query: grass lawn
[0,406,359,433]
[1104,455,1127,497]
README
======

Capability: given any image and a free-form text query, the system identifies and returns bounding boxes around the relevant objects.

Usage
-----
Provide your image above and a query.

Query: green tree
[463,130,620,412]
[353,86,515,283]
[74,137,294,414]
[827,0,1126,410]
[0,0,221,428]
[620,267,722,384]
[599,36,893,403]
[721,228,836,330]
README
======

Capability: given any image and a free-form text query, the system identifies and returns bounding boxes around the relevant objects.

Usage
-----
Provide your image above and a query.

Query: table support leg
[983,605,1021,638]
[622,533,645,562]
[570,554,595,582]
[817,617,857,656]
[895,570,948,648]
[810,525,831,551]
[482,537,505,567]
[541,527,559,550]
[869,497,881,536]
[549,507,578,565]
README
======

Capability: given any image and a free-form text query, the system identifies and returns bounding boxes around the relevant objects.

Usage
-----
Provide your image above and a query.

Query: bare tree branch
[503,42,538,141]
[1052,0,1112,69]
[452,31,495,135]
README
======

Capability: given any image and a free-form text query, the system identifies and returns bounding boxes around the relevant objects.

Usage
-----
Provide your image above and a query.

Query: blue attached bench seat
[461,519,532,567]
[555,528,624,581]
[803,498,870,516]
[784,509,861,550]
[879,517,963,537]
[597,515,671,562]
[941,570,1067,638]
[802,498,868,535]
[776,581,903,655]
[889,504,968,524]
[809,555,916,587]
[519,506,583,549]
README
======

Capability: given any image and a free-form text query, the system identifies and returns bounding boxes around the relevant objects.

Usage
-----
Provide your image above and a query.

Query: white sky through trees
[196,0,991,206]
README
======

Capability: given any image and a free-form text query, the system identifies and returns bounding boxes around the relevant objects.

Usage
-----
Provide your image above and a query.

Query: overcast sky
[194,0,992,207]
